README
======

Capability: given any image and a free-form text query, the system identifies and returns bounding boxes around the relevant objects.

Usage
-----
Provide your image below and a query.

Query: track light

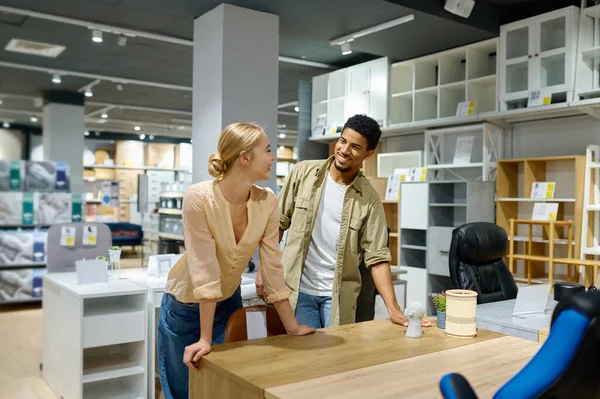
[139,134,145,140]
[134,125,141,131]
[279,133,286,139]
[117,36,127,47]
[294,106,299,112]
[2,122,10,128]
[279,146,285,151]
[30,116,38,122]
[84,88,93,97]
[84,131,89,136]
[330,14,415,47]
[0,98,3,105]
[92,29,103,43]
[149,135,154,140]
[116,84,123,91]
[52,74,61,84]
[101,113,108,119]
[190,139,193,144]
[341,43,352,55]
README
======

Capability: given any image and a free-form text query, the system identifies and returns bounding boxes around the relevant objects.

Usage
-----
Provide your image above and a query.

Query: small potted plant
[429,292,447,329]
[108,246,122,279]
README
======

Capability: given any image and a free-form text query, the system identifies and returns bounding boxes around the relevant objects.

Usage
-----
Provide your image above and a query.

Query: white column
[43,101,85,192]
[192,4,279,191]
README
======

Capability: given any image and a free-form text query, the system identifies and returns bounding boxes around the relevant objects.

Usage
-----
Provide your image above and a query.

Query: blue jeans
[295,292,332,329]
[157,287,242,399]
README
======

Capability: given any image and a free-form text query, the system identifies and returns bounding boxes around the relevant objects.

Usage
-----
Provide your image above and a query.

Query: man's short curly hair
[342,114,381,150]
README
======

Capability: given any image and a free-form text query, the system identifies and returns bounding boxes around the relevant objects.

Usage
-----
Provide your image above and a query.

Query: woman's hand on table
[286,324,316,336]
[183,338,212,371]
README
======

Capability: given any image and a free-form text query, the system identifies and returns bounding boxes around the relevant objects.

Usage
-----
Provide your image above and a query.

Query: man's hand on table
[389,308,432,328]
[183,338,211,371]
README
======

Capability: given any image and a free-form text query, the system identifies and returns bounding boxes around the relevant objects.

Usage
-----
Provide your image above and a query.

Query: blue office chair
[439,291,600,399]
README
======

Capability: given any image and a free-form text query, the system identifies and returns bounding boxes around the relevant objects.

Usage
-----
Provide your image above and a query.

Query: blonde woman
[157,122,314,399]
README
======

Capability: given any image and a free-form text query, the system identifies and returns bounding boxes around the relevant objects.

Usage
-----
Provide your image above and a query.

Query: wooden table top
[194,319,504,392]
[264,336,541,399]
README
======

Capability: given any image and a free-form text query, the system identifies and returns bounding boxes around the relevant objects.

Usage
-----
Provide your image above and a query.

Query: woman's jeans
[157,287,242,399]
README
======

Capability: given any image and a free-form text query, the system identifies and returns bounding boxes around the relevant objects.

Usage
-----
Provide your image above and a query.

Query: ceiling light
[177,126,185,131]
[341,43,352,55]
[30,116,38,123]
[92,29,103,43]
[190,139,193,144]
[294,106,299,112]
[101,113,108,119]
[52,74,61,84]
[279,133,286,139]
[116,84,123,91]
[139,134,145,140]
[278,124,286,129]
[84,131,89,136]
[34,98,43,108]
[134,126,141,131]
[2,122,10,128]
[117,36,127,47]
[330,14,415,46]
[95,131,100,136]
[0,99,3,105]
[149,135,154,140]
[84,88,93,97]
[279,146,285,151]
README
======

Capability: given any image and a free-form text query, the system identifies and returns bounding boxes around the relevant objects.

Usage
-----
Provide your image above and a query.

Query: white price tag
[405,168,427,182]
[82,225,98,246]
[456,100,476,117]
[527,89,552,107]
[60,226,76,247]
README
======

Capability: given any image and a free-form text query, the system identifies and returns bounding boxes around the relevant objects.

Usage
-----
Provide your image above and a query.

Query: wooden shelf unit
[496,155,586,280]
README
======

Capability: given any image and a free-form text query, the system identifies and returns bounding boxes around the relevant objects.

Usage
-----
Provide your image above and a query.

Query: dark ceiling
[0,0,582,142]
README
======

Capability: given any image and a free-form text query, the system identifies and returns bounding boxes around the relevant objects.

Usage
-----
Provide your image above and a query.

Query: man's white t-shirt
[299,172,348,296]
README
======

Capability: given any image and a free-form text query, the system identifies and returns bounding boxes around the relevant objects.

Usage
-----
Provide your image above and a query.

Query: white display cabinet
[43,273,148,399]
[311,58,389,138]
[388,38,498,127]
[574,4,600,101]
[499,6,580,110]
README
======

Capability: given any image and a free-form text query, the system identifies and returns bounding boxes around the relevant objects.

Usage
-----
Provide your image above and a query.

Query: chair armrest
[439,373,478,399]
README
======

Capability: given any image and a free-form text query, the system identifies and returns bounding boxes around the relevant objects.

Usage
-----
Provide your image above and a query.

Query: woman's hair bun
[208,152,226,179]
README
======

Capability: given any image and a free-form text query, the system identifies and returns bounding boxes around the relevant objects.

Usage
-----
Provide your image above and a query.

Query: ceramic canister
[445,289,478,338]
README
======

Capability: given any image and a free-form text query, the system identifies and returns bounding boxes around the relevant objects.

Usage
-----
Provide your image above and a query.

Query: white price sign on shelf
[456,100,476,117]
[527,88,552,107]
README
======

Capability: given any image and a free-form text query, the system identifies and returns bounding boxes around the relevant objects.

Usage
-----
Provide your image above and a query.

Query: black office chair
[449,222,518,304]
[355,227,391,322]
[439,290,600,399]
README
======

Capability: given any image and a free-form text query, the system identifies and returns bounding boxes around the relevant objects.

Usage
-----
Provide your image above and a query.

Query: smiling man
[257,114,431,329]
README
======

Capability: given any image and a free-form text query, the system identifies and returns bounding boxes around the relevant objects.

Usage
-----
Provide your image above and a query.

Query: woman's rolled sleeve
[259,194,291,303]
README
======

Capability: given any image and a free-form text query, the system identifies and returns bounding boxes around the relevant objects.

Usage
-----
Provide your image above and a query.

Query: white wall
[0,129,23,160]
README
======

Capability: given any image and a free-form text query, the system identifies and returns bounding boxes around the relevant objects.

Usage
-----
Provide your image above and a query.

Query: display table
[189,319,540,399]
[476,295,556,341]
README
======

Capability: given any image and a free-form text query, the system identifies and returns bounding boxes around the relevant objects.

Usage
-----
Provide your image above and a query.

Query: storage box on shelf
[389,38,498,127]
[115,141,145,167]
[495,155,586,282]
[43,274,148,399]
[499,6,579,110]
[399,180,495,314]
[424,122,504,181]
[311,57,389,139]
[145,143,175,169]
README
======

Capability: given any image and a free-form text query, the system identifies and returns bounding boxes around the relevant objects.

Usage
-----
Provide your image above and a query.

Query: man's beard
[334,160,351,173]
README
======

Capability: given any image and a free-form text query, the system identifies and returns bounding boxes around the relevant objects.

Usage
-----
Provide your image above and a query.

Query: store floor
[0,255,165,399]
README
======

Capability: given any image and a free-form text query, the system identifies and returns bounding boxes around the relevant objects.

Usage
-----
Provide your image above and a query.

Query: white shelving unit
[311,57,389,138]
[575,4,600,101]
[499,6,580,110]
[43,273,148,399]
[389,38,498,127]
[424,122,504,181]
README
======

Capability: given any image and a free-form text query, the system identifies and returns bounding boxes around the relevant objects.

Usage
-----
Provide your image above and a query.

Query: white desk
[42,273,149,399]
[476,296,556,341]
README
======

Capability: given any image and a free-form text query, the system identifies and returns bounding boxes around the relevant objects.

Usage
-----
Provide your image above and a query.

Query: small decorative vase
[437,311,446,329]
[108,249,122,279]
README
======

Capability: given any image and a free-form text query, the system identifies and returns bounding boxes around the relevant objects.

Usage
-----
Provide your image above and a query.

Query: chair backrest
[46,222,112,273]
[223,305,287,343]
[493,291,600,399]
[449,222,518,304]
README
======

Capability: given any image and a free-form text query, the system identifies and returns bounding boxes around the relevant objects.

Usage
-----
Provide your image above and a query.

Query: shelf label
[72,193,83,222]
[403,167,427,182]
[530,182,555,199]
[527,89,552,107]
[60,226,76,247]
[453,136,474,165]
[456,100,476,117]
[22,192,34,225]
[55,162,68,190]
[9,160,22,190]
[532,202,559,221]
[83,224,98,246]
[385,174,402,201]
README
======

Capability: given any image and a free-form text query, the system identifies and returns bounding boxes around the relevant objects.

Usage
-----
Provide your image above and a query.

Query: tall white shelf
[575,4,600,102]
[389,38,499,127]
[43,273,148,399]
